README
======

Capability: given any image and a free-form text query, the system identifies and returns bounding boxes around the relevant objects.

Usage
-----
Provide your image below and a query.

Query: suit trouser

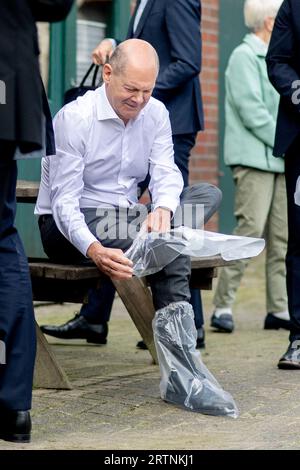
[174,134,204,328]
[138,133,203,327]
[0,141,36,410]
[39,217,192,313]
[285,135,300,342]
[213,165,288,315]
[39,183,221,320]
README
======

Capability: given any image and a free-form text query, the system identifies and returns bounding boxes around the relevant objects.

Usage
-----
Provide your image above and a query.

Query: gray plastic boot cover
[153,301,239,418]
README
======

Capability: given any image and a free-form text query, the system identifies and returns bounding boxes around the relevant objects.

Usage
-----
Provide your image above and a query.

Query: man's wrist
[86,240,103,258]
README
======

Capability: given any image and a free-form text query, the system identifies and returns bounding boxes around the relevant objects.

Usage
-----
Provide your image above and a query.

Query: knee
[189,182,222,224]
[206,184,222,212]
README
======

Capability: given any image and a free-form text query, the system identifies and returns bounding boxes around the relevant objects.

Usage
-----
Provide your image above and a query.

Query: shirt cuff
[71,227,98,258]
[153,198,180,216]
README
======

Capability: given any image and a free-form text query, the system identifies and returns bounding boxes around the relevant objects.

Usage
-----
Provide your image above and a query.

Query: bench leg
[34,321,73,390]
[113,278,158,364]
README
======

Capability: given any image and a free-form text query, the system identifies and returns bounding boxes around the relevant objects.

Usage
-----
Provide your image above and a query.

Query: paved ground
[1,254,300,450]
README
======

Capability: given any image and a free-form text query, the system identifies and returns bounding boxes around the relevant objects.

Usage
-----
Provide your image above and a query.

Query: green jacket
[224,33,284,173]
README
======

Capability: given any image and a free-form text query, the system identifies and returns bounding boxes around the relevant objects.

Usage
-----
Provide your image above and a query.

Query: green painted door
[219,0,247,233]
[109,0,131,39]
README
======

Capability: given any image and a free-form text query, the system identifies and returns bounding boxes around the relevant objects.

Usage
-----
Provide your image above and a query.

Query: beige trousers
[213,166,288,314]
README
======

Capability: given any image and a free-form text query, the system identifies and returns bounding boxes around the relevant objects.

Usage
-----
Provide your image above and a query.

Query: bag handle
[79,64,101,87]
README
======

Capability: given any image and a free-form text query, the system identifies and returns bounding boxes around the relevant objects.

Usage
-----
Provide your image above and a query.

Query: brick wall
[190,0,220,231]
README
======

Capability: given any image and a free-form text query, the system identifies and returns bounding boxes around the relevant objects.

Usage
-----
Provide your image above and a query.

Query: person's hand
[92,39,114,65]
[87,241,133,280]
[143,207,171,233]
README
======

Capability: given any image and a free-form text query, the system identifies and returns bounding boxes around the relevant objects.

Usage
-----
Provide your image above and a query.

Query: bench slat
[29,256,233,281]
[29,261,101,281]
[16,180,39,199]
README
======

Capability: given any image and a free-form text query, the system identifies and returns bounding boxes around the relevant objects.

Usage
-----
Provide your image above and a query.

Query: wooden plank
[33,322,73,390]
[29,260,101,281]
[113,277,158,364]
[31,277,98,303]
[29,256,234,281]
[190,267,217,289]
[16,180,39,202]
[191,256,235,269]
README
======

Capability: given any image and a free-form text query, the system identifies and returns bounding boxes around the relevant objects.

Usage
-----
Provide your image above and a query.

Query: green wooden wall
[218,0,247,233]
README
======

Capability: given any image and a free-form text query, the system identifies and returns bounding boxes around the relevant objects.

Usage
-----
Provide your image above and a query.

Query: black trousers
[285,134,300,342]
[0,141,36,410]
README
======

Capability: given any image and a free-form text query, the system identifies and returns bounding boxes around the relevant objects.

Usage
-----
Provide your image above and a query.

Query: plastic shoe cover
[125,226,265,278]
[153,301,239,418]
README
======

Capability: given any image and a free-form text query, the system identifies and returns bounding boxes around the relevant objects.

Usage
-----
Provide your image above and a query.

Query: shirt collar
[96,84,146,124]
[96,84,120,121]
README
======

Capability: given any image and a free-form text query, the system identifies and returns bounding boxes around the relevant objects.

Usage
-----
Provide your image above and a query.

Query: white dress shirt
[133,0,149,33]
[35,85,183,256]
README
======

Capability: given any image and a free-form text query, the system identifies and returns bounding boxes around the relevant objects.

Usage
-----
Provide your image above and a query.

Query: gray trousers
[40,183,221,312]
[84,183,221,311]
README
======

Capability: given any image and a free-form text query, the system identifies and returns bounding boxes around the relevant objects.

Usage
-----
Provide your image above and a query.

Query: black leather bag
[64,64,102,105]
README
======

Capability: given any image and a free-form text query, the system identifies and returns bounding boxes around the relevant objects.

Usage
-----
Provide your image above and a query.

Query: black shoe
[211,312,234,333]
[196,327,205,349]
[0,410,31,443]
[278,342,300,369]
[136,340,148,350]
[40,313,108,344]
[264,313,291,331]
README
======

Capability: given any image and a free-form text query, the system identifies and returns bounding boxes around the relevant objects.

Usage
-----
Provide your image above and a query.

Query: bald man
[93,0,206,350]
[36,40,221,350]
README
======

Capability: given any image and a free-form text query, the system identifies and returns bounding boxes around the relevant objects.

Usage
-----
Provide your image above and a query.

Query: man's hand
[92,39,114,65]
[87,242,133,280]
[143,207,171,233]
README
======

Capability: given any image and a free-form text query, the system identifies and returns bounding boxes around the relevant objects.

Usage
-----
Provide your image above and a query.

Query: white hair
[244,0,283,32]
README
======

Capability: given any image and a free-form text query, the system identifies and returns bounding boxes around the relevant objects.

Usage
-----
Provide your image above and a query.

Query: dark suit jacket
[0,0,73,155]
[266,0,300,157]
[127,0,204,135]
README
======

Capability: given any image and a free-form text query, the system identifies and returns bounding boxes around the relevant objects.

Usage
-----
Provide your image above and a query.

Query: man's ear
[102,63,113,84]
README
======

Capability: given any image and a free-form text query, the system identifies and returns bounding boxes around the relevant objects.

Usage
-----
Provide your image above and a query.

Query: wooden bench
[17,180,235,390]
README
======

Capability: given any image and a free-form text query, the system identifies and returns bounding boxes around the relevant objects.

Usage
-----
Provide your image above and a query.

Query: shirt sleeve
[49,107,98,257]
[148,106,184,214]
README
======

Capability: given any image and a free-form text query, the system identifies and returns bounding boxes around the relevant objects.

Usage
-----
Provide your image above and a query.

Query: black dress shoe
[0,410,31,443]
[264,313,291,331]
[40,313,108,344]
[136,339,148,350]
[211,312,234,333]
[278,342,300,369]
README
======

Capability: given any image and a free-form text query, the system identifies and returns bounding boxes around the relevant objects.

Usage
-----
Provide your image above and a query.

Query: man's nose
[133,92,144,105]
